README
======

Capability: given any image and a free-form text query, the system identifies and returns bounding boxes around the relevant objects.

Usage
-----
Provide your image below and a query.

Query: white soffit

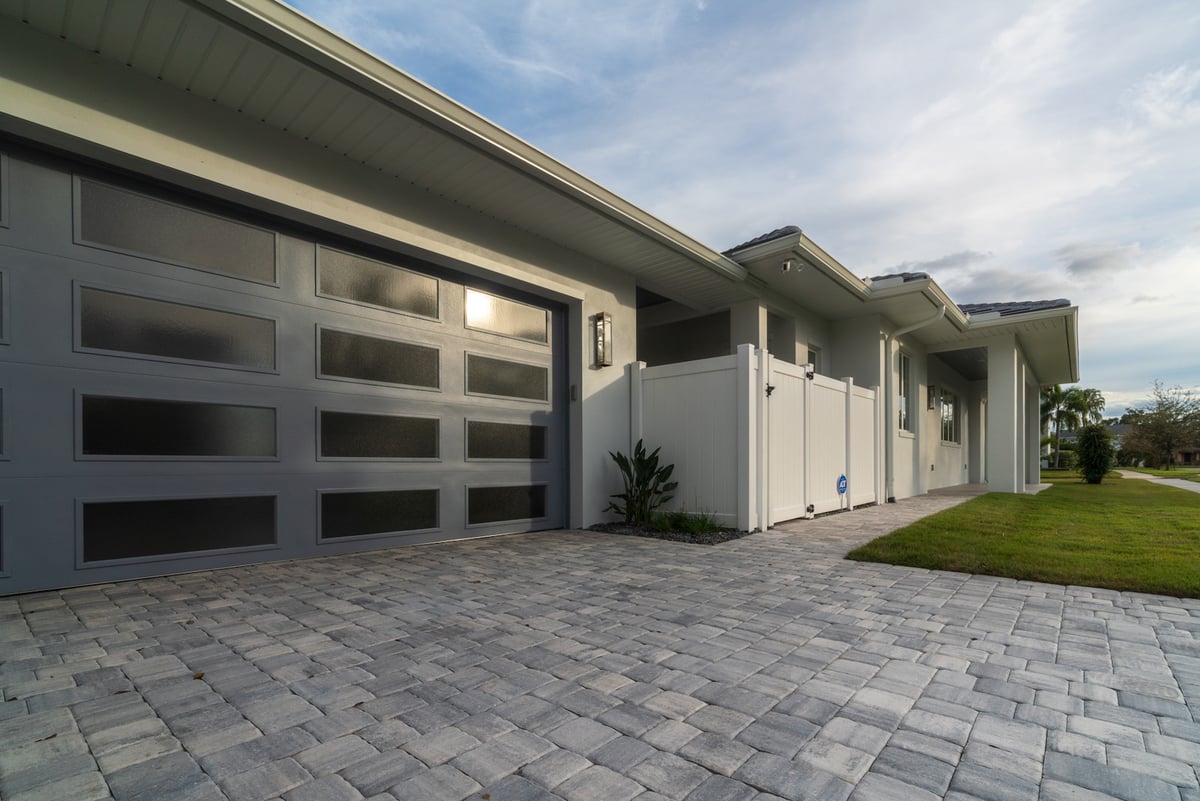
[0,0,750,310]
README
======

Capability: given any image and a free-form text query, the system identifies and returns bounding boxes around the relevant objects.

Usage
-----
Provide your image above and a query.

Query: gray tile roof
[869,271,930,283]
[958,299,1071,316]
[725,232,1072,321]
[723,225,801,255]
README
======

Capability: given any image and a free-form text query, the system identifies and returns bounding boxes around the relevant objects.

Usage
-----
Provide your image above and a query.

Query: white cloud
[1055,242,1140,278]
[288,0,1200,424]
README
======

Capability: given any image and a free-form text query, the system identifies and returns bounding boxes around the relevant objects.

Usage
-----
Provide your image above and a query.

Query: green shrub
[605,439,678,525]
[652,509,722,534]
[1076,423,1115,484]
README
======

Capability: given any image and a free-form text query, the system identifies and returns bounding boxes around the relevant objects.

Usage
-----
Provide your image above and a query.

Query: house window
[940,389,960,443]
[898,352,913,432]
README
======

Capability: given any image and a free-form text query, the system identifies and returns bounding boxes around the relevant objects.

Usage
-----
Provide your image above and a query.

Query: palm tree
[1070,387,1106,426]
[1041,384,1081,468]
[1041,385,1107,468]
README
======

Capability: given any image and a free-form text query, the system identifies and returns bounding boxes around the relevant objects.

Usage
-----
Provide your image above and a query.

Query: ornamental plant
[605,439,678,526]
[1075,423,1115,484]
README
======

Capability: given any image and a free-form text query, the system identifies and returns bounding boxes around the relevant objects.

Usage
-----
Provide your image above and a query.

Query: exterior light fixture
[592,311,613,367]
[928,385,938,410]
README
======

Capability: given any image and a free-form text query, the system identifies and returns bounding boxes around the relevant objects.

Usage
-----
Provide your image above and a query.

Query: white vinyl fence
[630,344,880,531]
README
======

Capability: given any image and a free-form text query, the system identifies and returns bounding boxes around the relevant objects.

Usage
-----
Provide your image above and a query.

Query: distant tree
[1041,385,1106,468]
[1076,424,1115,484]
[1072,388,1106,426]
[1121,382,1200,469]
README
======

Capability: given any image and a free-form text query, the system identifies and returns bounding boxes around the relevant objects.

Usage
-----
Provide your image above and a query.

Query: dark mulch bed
[588,522,751,546]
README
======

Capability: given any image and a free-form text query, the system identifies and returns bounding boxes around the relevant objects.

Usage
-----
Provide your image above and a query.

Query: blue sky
[288,0,1199,417]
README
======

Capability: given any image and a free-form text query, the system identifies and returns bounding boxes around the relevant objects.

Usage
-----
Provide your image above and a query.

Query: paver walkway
[3,490,1200,801]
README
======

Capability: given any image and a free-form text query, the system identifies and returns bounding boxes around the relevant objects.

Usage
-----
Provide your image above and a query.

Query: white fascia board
[194,0,747,284]
[964,305,1079,332]
[968,305,1080,384]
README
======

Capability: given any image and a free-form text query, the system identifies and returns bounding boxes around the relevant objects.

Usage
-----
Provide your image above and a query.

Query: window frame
[73,281,280,374]
[75,391,280,462]
[75,493,279,569]
[315,244,441,322]
[72,176,280,286]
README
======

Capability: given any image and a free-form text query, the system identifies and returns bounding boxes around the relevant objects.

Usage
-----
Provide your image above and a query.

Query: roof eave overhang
[967,305,1080,384]
[191,0,749,288]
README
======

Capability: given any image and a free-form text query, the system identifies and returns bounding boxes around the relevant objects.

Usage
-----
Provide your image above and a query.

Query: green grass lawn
[847,471,1200,598]
[1123,466,1200,483]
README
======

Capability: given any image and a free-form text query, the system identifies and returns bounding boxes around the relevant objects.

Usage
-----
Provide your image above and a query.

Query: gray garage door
[0,147,566,595]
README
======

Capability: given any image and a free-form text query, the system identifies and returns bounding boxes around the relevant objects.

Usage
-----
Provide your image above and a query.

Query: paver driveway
[3,491,1200,801]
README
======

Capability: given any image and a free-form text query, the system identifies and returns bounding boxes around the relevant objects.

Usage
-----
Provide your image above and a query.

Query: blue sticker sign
[837,474,848,495]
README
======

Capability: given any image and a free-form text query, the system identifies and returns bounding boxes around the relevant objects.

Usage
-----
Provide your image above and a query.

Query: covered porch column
[1026,374,1042,485]
[986,334,1026,492]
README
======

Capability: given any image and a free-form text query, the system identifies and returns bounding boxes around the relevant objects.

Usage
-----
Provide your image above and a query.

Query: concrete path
[3,490,1200,801]
[1118,469,1200,495]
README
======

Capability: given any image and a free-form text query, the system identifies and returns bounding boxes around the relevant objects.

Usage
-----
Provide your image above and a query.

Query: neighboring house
[0,0,1078,594]
[1059,423,1131,451]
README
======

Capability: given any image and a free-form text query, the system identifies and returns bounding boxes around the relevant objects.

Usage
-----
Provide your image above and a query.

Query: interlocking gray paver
[388,764,480,801]
[1038,779,1125,801]
[283,773,365,801]
[338,750,425,796]
[546,716,622,754]
[556,764,643,801]
[793,736,874,784]
[683,774,759,801]
[900,707,974,745]
[1066,715,1146,749]
[678,731,756,777]
[948,763,1040,801]
[7,489,1200,801]
[1106,745,1199,789]
[627,750,712,797]
[684,705,754,737]
[106,750,216,801]
[520,748,592,789]
[872,745,955,795]
[481,773,563,801]
[735,752,854,801]
[850,772,942,801]
[295,734,380,775]
[1043,751,1182,801]
[590,734,656,771]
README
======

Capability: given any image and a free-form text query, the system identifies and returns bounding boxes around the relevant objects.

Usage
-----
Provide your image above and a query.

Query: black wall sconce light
[592,311,612,367]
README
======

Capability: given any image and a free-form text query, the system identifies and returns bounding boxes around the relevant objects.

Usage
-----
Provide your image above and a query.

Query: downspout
[883,304,946,502]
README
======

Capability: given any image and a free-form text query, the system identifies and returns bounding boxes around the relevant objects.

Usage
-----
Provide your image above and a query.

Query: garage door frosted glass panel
[464,288,548,343]
[320,411,438,458]
[321,490,438,539]
[80,288,276,370]
[82,496,275,563]
[466,355,547,401]
[467,421,547,459]
[467,485,546,525]
[318,248,438,317]
[82,396,276,457]
[319,329,438,388]
[78,179,276,283]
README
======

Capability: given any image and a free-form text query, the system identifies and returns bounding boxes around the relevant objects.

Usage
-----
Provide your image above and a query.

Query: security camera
[780,259,795,274]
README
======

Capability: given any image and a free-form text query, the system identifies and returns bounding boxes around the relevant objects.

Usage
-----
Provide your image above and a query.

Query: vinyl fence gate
[631,344,881,531]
